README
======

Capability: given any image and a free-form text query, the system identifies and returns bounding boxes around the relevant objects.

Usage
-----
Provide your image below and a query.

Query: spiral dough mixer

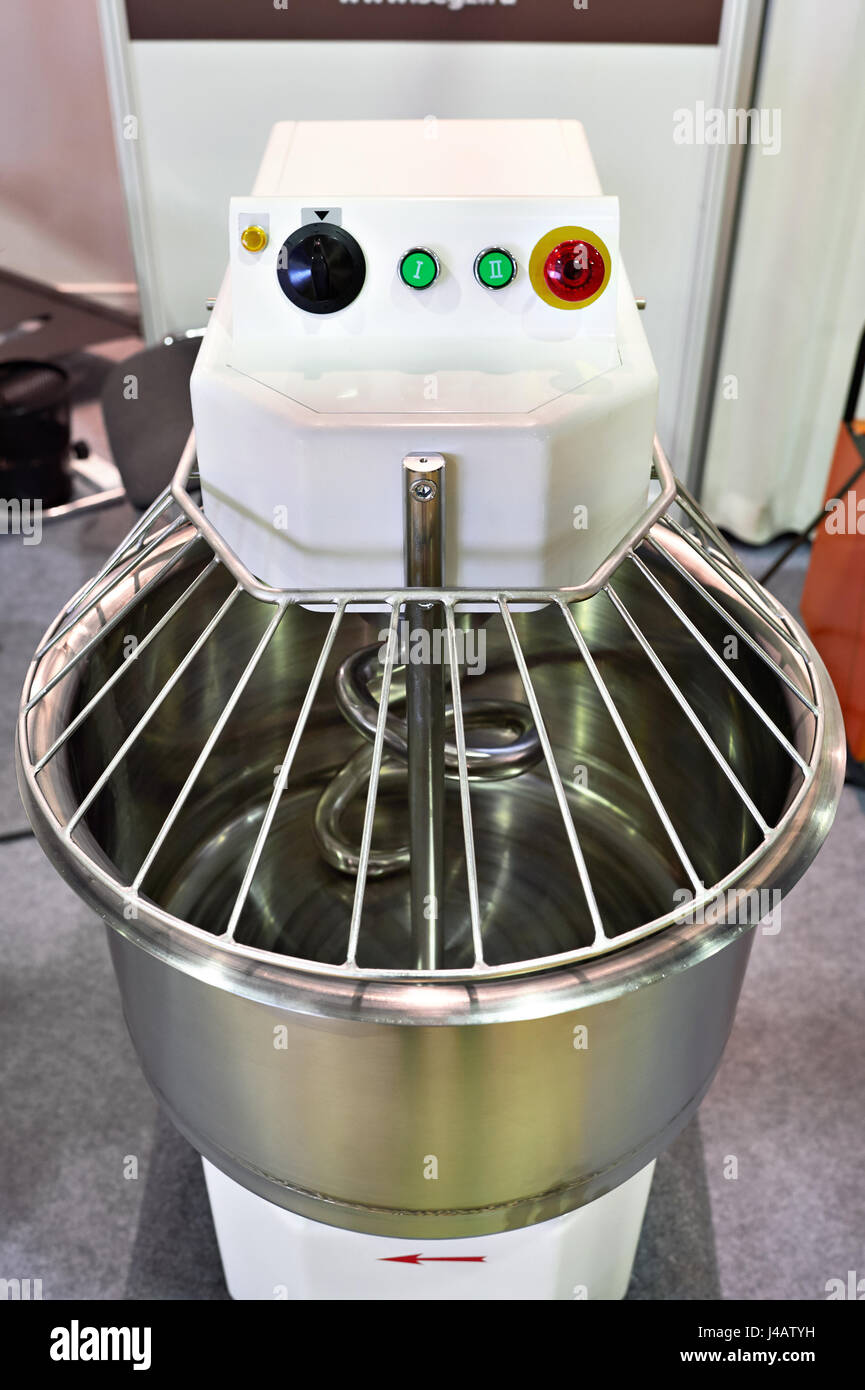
[17,120,844,1300]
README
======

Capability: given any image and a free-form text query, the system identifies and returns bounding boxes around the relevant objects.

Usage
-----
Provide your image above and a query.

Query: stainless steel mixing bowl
[18,504,844,1236]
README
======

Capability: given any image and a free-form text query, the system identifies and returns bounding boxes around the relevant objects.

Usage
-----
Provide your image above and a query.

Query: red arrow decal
[380,1254,486,1264]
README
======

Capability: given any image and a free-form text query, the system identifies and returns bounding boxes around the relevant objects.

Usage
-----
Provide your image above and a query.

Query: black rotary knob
[276,224,366,314]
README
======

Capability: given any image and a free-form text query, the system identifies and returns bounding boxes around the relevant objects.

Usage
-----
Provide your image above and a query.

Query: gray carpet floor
[1,495,863,1300]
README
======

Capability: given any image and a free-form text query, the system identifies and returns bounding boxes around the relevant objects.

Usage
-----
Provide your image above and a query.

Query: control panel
[228,196,620,370]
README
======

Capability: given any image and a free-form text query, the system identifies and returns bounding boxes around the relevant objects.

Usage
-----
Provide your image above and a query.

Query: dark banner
[125,0,723,46]
[8,1298,859,1374]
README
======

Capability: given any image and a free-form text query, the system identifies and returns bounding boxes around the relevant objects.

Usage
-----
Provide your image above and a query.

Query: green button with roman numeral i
[399,248,440,290]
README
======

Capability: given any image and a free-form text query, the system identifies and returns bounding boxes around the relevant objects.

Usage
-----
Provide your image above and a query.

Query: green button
[475,247,517,290]
[399,248,439,290]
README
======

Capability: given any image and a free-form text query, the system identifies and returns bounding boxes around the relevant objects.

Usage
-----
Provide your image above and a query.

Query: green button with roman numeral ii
[474,247,517,289]
[399,248,440,290]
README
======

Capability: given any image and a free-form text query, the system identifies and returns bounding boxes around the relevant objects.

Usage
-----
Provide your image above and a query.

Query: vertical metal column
[403,453,446,970]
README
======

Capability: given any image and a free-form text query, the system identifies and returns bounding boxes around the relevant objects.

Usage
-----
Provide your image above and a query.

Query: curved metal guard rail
[17,431,832,982]
[165,430,679,607]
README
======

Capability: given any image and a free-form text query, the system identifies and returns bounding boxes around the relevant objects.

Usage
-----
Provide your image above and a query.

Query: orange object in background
[801,328,865,761]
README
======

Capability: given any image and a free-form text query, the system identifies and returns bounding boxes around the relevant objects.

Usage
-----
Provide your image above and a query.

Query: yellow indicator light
[240,225,268,253]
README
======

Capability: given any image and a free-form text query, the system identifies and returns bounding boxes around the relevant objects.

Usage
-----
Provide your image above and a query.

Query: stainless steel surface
[41,487,127,522]
[403,454,446,970]
[403,452,445,590]
[327,644,542,781]
[103,921,755,1236]
[311,652,542,883]
[17,456,845,1236]
[311,450,542,894]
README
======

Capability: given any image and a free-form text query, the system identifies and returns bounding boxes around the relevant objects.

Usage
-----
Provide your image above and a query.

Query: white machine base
[203,1158,655,1301]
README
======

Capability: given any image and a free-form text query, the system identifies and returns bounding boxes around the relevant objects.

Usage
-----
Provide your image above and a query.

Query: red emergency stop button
[529,226,612,310]
[543,239,606,302]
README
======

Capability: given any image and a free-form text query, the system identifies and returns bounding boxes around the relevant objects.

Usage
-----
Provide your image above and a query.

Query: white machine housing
[204,1158,656,1301]
[191,119,658,593]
